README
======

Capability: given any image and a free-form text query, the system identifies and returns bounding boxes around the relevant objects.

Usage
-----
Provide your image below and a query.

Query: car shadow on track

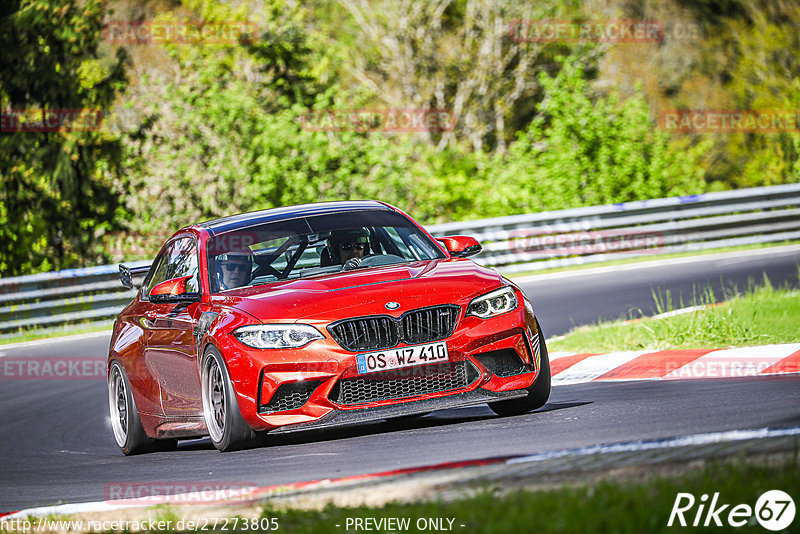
[172,401,593,452]
[535,401,592,413]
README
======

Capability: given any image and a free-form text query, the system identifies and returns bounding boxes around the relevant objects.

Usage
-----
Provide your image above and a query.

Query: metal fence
[0,261,150,337]
[428,183,800,273]
[2,183,799,336]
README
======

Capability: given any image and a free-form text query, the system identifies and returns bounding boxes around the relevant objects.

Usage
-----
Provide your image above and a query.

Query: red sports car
[108,201,550,454]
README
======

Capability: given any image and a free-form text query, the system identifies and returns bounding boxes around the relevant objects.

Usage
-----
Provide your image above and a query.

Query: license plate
[356,341,449,375]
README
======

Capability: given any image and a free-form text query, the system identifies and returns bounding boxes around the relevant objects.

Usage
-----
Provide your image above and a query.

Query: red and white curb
[550,343,800,385]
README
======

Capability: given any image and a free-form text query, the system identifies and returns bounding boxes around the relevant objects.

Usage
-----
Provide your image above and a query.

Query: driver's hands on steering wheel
[342,257,363,271]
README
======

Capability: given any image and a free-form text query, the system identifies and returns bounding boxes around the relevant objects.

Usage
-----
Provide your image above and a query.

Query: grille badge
[385,301,400,310]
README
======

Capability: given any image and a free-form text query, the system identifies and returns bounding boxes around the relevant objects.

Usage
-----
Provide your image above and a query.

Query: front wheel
[108,361,177,455]
[201,347,261,452]
[488,321,551,417]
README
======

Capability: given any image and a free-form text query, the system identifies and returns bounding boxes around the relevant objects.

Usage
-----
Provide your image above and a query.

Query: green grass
[507,240,800,280]
[549,277,800,353]
[246,457,798,534]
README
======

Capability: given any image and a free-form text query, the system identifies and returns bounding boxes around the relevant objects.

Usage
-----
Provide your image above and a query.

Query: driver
[216,249,253,290]
[327,227,370,265]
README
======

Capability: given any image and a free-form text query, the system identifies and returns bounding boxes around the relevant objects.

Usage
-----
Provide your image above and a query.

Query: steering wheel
[342,254,405,271]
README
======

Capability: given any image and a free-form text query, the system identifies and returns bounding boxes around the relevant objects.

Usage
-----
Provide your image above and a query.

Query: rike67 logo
[668,490,795,531]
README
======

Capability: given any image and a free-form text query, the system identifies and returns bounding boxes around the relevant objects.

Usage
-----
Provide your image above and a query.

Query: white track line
[507,426,800,464]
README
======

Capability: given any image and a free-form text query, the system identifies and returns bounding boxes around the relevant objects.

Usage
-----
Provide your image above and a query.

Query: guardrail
[0,261,150,337]
[1,183,799,336]
[427,182,800,273]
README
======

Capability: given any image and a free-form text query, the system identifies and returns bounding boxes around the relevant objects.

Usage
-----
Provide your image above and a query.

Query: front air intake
[473,349,526,377]
[259,380,322,414]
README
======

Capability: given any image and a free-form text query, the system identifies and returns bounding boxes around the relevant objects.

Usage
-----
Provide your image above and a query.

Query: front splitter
[268,387,528,434]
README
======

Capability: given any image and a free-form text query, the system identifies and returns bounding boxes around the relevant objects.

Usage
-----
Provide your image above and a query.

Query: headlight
[232,324,324,349]
[466,286,518,318]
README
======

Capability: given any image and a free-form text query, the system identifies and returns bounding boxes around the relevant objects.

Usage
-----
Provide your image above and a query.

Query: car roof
[198,200,394,235]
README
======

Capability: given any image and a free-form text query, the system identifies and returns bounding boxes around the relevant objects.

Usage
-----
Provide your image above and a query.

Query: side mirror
[436,236,482,258]
[149,276,200,303]
[120,263,151,289]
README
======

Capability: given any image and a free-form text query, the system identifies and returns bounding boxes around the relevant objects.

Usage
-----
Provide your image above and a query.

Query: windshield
[207,210,445,292]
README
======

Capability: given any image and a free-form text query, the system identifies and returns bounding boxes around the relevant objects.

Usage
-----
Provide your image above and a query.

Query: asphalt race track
[1,247,799,512]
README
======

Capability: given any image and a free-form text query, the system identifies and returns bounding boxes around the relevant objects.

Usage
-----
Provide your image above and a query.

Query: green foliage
[7,0,798,273]
[0,0,127,276]
[117,1,427,234]
[484,57,706,213]
[679,2,800,189]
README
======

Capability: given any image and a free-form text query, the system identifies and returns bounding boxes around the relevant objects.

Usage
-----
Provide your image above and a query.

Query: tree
[485,57,706,213]
[334,0,578,153]
[709,4,800,187]
[0,0,127,275]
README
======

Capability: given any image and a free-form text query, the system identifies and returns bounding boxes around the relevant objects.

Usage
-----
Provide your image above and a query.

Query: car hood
[210,259,505,322]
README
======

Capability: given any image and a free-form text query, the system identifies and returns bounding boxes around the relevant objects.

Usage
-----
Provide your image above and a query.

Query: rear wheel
[489,321,551,417]
[108,361,177,455]
[201,347,261,452]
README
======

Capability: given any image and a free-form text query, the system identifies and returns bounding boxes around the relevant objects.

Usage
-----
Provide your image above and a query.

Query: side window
[407,232,438,259]
[384,227,413,258]
[145,254,169,296]
[146,237,199,296]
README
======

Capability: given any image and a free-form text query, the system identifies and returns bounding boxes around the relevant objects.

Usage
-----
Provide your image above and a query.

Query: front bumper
[213,299,541,432]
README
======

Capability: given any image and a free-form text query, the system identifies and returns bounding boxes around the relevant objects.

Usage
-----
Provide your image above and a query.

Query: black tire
[108,361,177,455]
[488,321,551,417]
[201,346,261,452]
